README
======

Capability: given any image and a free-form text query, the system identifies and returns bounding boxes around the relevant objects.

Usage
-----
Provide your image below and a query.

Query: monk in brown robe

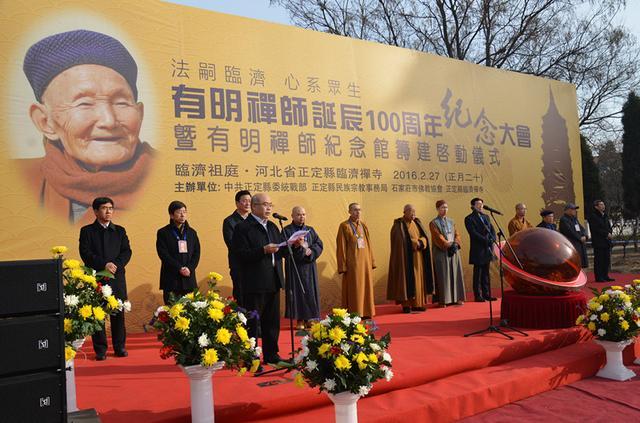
[336,203,376,318]
[387,204,434,313]
[507,203,533,236]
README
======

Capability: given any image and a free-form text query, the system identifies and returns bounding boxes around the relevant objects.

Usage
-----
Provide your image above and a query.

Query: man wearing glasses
[232,193,303,365]
[79,197,132,360]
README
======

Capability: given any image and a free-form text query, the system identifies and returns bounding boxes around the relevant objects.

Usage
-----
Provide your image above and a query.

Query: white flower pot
[180,362,225,423]
[327,391,360,423]
[66,338,85,412]
[594,339,636,381]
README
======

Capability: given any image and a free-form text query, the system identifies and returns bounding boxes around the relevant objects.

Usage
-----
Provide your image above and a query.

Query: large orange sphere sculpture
[497,228,586,295]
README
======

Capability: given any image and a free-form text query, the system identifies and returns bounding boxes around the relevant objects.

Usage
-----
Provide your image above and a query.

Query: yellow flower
[621,320,630,330]
[106,295,119,310]
[576,315,585,324]
[65,345,76,361]
[185,292,195,300]
[611,286,623,291]
[174,316,190,332]
[350,334,365,345]
[332,308,348,317]
[51,246,68,256]
[208,307,224,322]
[318,343,331,357]
[236,325,249,342]
[63,259,81,269]
[211,300,225,310]
[244,340,252,349]
[354,324,367,334]
[588,301,601,311]
[600,312,610,322]
[238,367,247,377]
[334,355,352,371]
[208,272,223,281]
[93,306,106,321]
[208,292,221,300]
[368,353,378,364]
[294,372,306,388]
[79,305,93,319]
[587,322,596,331]
[64,318,73,334]
[310,323,326,340]
[70,268,84,279]
[202,348,219,366]
[621,294,631,303]
[216,328,232,345]
[250,359,261,372]
[82,274,97,287]
[617,310,625,317]
[354,352,368,370]
[598,294,610,302]
[169,303,184,318]
[329,327,346,344]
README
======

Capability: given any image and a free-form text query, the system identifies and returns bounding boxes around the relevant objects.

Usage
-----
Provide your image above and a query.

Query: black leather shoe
[95,354,107,361]
[264,355,284,366]
[402,306,411,314]
[487,297,498,301]
[411,307,426,312]
[475,297,485,302]
[114,349,128,357]
[606,277,615,282]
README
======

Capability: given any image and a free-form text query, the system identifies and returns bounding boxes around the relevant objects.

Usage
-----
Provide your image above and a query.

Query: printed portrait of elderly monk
[20,29,154,223]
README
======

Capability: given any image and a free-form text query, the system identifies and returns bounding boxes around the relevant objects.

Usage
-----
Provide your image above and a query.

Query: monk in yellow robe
[387,204,434,313]
[507,203,533,236]
[336,203,376,318]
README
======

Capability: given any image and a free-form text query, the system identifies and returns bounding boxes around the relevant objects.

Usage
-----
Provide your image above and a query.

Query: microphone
[482,205,503,215]
[272,212,289,221]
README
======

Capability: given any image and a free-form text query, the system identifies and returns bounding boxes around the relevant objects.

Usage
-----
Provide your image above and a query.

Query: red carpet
[74,272,640,422]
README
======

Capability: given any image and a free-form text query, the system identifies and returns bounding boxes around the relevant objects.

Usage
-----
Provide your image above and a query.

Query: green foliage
[621,92,640,218]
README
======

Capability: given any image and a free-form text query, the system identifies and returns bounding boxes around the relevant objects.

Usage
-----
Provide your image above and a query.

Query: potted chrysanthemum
[52,247,131,412]
[291,308,393,423]
[624,279,640,365]
[576,285,640,381]
[153,272,260,423]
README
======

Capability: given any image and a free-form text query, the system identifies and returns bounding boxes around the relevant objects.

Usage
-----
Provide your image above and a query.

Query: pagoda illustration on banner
[540,89,576,217]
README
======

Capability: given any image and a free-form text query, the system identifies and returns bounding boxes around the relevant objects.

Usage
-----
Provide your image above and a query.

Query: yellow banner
[0,0,582,329]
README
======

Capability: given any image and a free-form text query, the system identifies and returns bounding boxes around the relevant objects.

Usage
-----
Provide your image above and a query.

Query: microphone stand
[464,212,512,340]
[254,217,307,377]
[487,211,528,337]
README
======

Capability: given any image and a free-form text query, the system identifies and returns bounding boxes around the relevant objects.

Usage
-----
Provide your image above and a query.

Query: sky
[164,0,640,41]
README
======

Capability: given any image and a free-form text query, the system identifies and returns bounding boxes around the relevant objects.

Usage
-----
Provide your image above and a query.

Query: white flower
[249,337,257,348]
[352,316,361,324]
[597,328,606,337]
[323,378,336,391]
[198,333,210,347]
[64,295,79,307]
[382,352,392,363]
[301,336,309,347]
[154,305,167,316]
[192,301,208,309]
[384,367,394,381]
[342,315,352,326]
[300,346,310,358]
[294,354,303,364]
[358,385,371,396]
[305,359,318,371]
[596,305,603,312]
[370,343,381,351]
[238,312,247,325]
[320,317,331,326]
[624,302,632,308]
[590,314,598,321]
[340,343,351,353]
[101,284,113,297]
[255,346,262,357]
[123,301,132,312]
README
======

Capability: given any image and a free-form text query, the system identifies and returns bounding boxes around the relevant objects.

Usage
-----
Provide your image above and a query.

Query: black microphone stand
[254,217,307,377]
[487,211,528,337]
[464,211,512,340]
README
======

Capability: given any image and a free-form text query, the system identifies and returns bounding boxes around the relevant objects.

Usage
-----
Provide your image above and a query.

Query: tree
[621,91,640,248]
[271,0,639,138]
[581,133,603,215]
[594,140,623,235]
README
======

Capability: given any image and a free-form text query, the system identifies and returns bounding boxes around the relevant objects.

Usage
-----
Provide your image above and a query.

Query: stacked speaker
[0,259,67,422]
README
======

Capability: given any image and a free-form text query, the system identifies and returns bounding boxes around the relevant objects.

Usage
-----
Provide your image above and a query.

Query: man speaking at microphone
[464,198,497,302]
[231,193,303,365]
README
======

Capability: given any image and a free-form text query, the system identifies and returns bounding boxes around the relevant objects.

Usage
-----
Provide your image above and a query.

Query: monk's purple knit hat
[23,29,138,102]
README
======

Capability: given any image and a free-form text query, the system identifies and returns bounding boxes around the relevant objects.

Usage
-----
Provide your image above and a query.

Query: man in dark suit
[587,200,614,282]
[464,198,497,302]
[222,190,251,305]
[79,197,132,360]
[559,203,588,268]
[156,201,201,304]
[231,193,303,365]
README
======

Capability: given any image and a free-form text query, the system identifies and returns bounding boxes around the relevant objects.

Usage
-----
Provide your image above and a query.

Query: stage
[74,274,640,422]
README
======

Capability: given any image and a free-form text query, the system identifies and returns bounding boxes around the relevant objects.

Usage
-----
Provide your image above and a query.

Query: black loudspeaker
[0,314,62,377]
[0,259,61,317]
[0,370,65,423]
